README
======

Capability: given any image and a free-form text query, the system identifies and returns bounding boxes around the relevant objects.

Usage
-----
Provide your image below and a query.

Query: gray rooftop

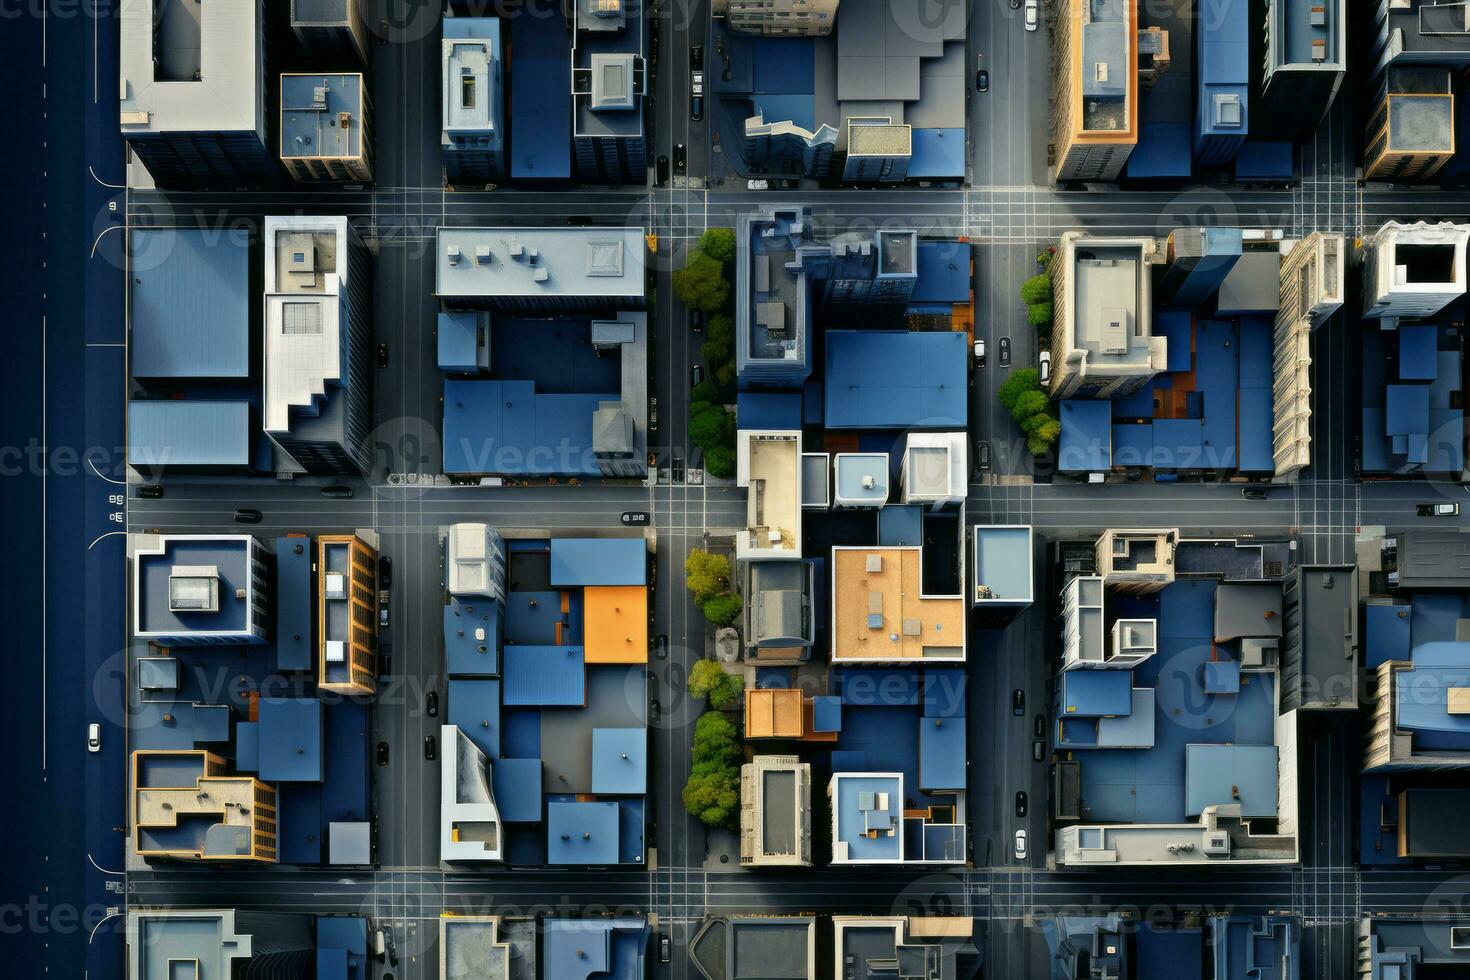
[1391,529,1470,589]
[572,0,646,137]
[747,560,814,649]
[1266,0,1344,71]
[690,917,815,980]
[973,525,1034,604]
[1070,243,1149,363]
[1080,0,1131,128]
[436,227,647,299]
[120,0,264,136]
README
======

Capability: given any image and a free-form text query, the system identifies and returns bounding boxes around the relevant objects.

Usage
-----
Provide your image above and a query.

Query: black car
[674,143,687,174]
[376,344,389,368]
[1015,791,1029,818]
[376,741,390,766]
[660,935,672,963]
[1012,688,1025,716]
[423,735,437,761]
[379,590,390,629]
[621,511,651,526]
[233,507,263,525]
[691,364,705,386]
[1241,486,1267,500]
[977,441,992,471]
[426,690,439,718]
[690,308,704,332]
[378,555,393,588]
[691,44,704,71]
[1034,713,1046,739]
[654,634,669,660]
[649,699,662,727]
[656,155,670,185]
[672,457,686,483]
[322,484,354,499]
[999,336,1012,367]
[975,69,989,93]
[137,484,164,499]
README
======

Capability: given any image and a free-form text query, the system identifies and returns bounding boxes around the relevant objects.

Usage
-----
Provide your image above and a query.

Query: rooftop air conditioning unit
[325,640,346,663]
[325,572,347,600]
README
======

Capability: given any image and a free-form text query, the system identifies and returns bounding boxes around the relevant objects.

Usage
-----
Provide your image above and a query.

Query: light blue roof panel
[257,698,324,783]
[547,801,621,864]
[823,331,967,429]
[1185,744,1278,817]
[130,228,250,379]
[129,401,252,468]
[550,538,646,586]
[1059,400,1111,472]
[591,728,647,794]
[503,645,586,706]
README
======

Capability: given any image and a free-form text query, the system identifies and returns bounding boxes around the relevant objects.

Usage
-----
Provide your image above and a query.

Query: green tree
[688,659,744,708]
[690,380,719,405]
[715,362,738,394]
[685,549,732,603]
[693,710,740,761]
[1020,273,1052,306]
[706,313,734,349]
[1013,389,1050,424]
[672,252,731,313]
[689,402,733,449]
[701,336,732,367]
[703,444,736,479]
[701,592,744,628]
[698,227,737,264]
[1027,301,1054,329]
[682,767,739,827]
[998,369,1041,411]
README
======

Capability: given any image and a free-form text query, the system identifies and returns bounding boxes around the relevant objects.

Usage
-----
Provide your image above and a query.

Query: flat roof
[119,0,263,135]
[972,525,1034,603]
[130,228,250,380]
[832,547,965,661]
[436,227,647,298]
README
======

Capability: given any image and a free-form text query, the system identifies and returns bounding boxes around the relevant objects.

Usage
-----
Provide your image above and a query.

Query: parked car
[621,511,651,527]
[691,44,704,71]
[690,94,703,121]
[1418,502,1461,517]
[973,338,986,366]
[1014,829,1028,861]
[975,68,989,93]
[977,441,992,471]
[691,364,705,386]
[660,935,672,963]
[1034,714,1046,739]
[1012,688,1025,716]
[423,735,437,761]
[376,741,390,766]
[1024,0,1039,31]
[137,484,164,499]
[674,143,687,174]
[654,634,669,660]
[379,589,390,629]
[1038,349,1051,384]
[649,698,662,727]
[1015,791,1028,818]
[690,308,704,332]
[747,178,769,191]
[376,344,389,368]
[426,690,439,718]
[87,722,102,753]
[656,155,670,185]
[233,507,263,525]
[322,484,354,499]
[999,337,1012,367]
[1033,739,1045,762]
[672,457,686,483]
[1242,486,1268,500]
[378,556,393,588]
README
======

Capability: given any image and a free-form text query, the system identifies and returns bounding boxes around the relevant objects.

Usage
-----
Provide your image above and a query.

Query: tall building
[119,0,273,185]
[1363,0,1470,181]
[263,216,374,475]
[279,73,373,182]
[290,0,372,67]
[719,0,841,36]
[1362,221,1470,322]
[1046,233,1165,399]
[442,15,505,186]
[1256,0,1346,140]
[739,756,813,866]
[1194,0,1250,165]
[1273,232,1344,478]
[317,533,378,695]
[571,0,648,183]
[1051,0,1139,182]
[736,208,820,389]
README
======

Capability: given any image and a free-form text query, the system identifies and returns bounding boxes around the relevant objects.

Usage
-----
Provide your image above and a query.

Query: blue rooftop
[542,918,648,979]
[129,401,253,469]
[547,801,622,865]
[130,228,250,380]
[134,535,262,641]
[591,728,647,795]
[258,698,324,783]
[1059,400,1112,472]
[824,331,967,429]
[832,774,903,861]
[503,645,586,706]
[550,538,647,587]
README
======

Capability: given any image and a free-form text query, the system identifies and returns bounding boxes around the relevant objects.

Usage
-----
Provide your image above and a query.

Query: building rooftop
[119,0,263,136]
[436,227,647,300]
[737,430,802,559]
[831,547,965,662]
[133,534,265,642]
[130,228,251,380]
[689,916,815,980]
[972,525,1034,605]
[572,0,647,139]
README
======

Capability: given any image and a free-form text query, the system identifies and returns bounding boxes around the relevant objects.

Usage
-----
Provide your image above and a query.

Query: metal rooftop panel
[436,227,647,298]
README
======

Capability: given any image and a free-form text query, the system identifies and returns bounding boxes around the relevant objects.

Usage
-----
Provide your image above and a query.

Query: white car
[87,723,102,753]
[1014,829,1028,861]
[747,178,769,191]
[973,339,986,365]
[1025,0,1039,31]
[1038,349,1051,384]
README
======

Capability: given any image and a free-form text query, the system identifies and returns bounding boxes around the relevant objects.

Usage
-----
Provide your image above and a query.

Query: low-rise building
[743,560,816,663]
[739,756,812,866]
[279,73,372,182]
[737,431,802,559]
[133,534,270,645]
[1050,0,1139,182]
[830,546,965,663]
[1047,234,1164,400]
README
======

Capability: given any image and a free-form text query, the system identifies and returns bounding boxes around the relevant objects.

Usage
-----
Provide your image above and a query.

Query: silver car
[1025,0,1039,31]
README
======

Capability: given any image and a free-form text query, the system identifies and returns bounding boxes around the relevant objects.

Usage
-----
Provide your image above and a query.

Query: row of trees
[685,547,742,627]
[681,710,742,828]
[999,368,1061,456]
[674,228,739,479]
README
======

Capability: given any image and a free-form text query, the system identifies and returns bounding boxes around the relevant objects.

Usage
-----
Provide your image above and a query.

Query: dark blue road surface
[0,2,126,976]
